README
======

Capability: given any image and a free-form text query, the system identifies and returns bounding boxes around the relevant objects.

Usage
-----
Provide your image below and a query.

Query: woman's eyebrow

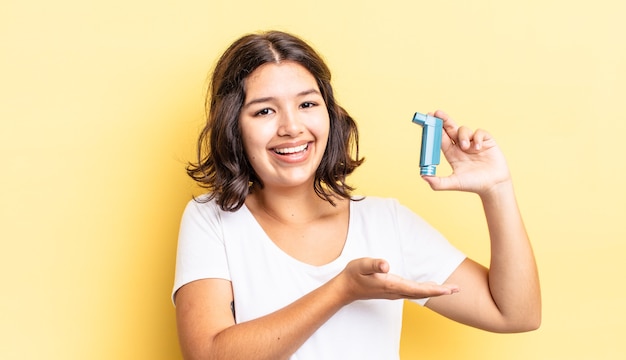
[296,88,322,97]
[243,88,321,109]
[243,96,274,109]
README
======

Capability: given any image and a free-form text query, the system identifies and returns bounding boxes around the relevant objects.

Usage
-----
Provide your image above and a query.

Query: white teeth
[274,143,308,154]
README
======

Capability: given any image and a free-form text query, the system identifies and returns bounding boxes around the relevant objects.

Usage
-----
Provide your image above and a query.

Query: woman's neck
[246,184,345,225]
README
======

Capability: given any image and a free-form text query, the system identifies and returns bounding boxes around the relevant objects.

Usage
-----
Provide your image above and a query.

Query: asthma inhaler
[411,112,443,176]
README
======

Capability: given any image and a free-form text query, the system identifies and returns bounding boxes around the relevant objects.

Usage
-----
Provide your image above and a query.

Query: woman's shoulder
[181,193,254,231]
[182,193,243,219]
[350,195,405,214]
[184,193,219,211]
[351,195,401,206]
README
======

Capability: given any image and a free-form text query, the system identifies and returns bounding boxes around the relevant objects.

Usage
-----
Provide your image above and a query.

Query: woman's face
[239,61,330,191]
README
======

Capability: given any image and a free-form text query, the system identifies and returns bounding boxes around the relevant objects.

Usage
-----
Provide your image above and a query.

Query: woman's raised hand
[421,110,512,197]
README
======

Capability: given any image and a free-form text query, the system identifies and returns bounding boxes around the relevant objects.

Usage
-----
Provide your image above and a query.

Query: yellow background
[2,0,625,359]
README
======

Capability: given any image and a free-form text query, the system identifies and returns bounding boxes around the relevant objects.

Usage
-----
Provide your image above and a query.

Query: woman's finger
[470,128,492,151]
[432,110,459,145]
[456,126,474,150]
[353,258,389,276]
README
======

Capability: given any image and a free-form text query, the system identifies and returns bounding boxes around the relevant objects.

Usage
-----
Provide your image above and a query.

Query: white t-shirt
[173,195,466,360]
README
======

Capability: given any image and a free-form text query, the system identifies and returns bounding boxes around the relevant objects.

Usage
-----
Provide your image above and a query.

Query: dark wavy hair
[187,30,364,211]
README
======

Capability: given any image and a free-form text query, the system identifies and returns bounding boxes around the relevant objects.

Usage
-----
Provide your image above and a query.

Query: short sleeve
[171,198,231,305]
[393,200,466,306]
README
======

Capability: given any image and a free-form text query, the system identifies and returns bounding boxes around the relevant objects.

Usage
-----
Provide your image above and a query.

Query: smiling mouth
[273,143,309,155]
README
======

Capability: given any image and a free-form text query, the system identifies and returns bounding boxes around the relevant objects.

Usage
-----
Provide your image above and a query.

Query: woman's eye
[300,102,316,109]
[254,108,273,116]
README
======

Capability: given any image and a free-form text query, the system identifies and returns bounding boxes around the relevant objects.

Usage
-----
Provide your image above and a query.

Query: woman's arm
[176,259,460,360]
[175,277,345,360]
[422,110,541,333]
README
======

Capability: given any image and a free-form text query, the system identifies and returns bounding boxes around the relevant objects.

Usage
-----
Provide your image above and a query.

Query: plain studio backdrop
[1,0,625,359]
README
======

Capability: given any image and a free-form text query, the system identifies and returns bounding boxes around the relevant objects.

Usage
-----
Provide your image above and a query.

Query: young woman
[172,30,541,360]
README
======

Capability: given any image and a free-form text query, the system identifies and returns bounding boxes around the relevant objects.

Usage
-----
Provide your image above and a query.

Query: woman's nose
[277,109,304,136]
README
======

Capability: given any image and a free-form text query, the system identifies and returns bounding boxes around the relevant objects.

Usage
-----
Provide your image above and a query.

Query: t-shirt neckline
[240,200,355,271]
